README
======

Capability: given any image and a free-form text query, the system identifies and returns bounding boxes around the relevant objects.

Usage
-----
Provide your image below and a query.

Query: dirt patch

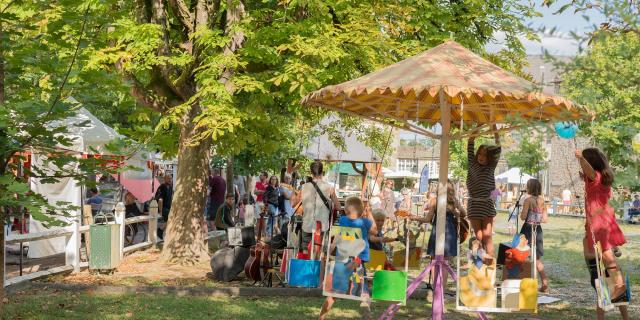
[42,249,228,287]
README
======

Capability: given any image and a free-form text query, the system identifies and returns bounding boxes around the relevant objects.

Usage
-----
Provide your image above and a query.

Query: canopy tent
[334,162,363,175]
[495,168,535,185]
[28,106,156,258]
[302,40,589,319]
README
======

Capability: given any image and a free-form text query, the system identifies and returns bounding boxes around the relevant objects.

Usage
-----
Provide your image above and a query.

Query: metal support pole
[435,90,451,257]
[432,90,451,320]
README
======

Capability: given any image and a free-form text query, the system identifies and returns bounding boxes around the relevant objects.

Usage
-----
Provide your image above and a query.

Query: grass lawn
[0,288,605,319]
[3,212,638,319]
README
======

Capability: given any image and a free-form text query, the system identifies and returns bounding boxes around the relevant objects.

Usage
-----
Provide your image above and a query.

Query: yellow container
[519,278,538,311]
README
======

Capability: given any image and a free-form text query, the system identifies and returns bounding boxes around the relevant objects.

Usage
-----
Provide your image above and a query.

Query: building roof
[523,55,572,95]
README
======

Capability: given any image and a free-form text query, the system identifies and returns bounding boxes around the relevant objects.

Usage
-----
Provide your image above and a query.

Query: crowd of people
[80,129,628,320]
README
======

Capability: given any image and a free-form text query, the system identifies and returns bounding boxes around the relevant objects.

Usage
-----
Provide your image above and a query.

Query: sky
[486,1,605,56]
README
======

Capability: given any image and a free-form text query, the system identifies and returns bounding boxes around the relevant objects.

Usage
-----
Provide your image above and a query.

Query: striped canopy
[302,40,590,135]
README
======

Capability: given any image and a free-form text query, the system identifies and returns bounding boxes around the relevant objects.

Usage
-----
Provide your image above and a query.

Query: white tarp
[28,105,134,258]
[28,152,80,258]
[48,103,123,154]
[303,116,381,163]
[383,169,420,179]
[495,167,535,185]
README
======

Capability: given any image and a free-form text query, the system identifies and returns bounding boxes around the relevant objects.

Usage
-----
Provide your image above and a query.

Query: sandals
[538,285,549,294]
[611,288,629,304]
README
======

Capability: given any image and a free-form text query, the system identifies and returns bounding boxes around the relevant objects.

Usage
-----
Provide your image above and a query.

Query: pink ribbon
[378,255,487,319]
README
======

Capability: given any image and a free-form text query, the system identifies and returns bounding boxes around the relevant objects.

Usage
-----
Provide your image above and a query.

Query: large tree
[86,0,538,264]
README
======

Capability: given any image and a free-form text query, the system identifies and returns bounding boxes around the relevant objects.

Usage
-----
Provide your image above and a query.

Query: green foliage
[0,1,121,226]
[561,33,640,191]
[82,0,538,167]
[505,131,548,176]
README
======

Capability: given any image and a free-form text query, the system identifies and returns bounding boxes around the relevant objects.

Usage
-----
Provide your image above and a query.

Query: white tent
[495,167,534,185]
[383,169,420,179]
[302,115,381,163]
[28,106,154,258]
[48,104,123,154]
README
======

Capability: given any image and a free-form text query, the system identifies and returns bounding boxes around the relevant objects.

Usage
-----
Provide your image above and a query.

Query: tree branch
[167,0,194,34]
[150,0,191,101]
[220,0,245,91]
[123,72,168,113]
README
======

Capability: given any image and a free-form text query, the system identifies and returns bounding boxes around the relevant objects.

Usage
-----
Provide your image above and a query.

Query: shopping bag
[287,258,321,288]
[372,270,408,304]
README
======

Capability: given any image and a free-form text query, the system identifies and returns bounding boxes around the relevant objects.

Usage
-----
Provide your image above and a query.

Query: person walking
[208,168,226,230]
[155,174,173,239]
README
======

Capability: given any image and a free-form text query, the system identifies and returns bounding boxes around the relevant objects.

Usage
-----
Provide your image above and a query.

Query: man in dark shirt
[208,168,226,229]
[215,194,236,231]
[155,175,173,239]
[630,194,640,219]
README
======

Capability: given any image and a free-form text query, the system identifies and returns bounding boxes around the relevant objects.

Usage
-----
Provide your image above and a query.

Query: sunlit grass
[0,289,608,319]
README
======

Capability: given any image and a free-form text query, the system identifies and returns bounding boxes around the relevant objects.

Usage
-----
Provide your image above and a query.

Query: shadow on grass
[0,288,619,320]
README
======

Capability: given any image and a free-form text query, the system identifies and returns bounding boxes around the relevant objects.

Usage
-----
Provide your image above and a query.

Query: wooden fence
[4,200,225,287]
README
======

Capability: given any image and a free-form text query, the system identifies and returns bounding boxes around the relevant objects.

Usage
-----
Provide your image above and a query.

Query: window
[397,159,418,173]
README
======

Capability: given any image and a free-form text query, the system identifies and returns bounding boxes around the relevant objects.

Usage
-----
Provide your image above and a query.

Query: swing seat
[372,270,408,304]
[287,258,321,288]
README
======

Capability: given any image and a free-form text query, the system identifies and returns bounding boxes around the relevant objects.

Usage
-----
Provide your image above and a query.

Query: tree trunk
[160,104,211,264]
[0,207,4,309]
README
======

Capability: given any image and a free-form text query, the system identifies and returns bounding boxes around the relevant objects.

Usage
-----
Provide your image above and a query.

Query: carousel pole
[432,89,452,320]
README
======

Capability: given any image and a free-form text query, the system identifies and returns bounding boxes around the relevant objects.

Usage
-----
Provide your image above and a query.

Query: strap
[310,181,332,212]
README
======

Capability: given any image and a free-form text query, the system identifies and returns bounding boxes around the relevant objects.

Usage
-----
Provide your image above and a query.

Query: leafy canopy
[561,33,640,191]
[84,0,539,167]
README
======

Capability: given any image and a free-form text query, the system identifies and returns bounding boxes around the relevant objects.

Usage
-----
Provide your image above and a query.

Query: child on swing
[575,148,628,320]
[466,125,501,265]
[320,197,377,320]
[519,178,549,293]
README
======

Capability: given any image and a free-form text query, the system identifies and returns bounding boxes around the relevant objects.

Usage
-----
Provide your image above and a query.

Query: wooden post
[435,90,451,256]
[149,200,158,245]
[114,202,125,259]
[82,205,93,257]
[65,213,81,272]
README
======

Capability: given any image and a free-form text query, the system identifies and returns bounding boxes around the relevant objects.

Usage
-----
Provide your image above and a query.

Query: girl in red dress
[576,148,628,320]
